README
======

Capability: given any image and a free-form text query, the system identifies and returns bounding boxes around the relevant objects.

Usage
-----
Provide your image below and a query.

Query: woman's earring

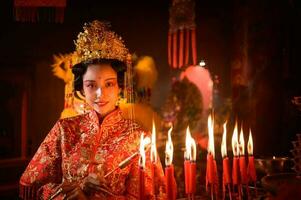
[116,90,124,107]
[83,101,88,113]
[115,97,120,107]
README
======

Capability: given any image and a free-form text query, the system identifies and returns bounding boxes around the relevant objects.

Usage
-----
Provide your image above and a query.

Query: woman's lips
[95,101,108,107]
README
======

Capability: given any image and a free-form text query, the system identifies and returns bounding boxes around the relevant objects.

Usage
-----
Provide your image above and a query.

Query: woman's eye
[86,84,96,88]
[105,82,115,87]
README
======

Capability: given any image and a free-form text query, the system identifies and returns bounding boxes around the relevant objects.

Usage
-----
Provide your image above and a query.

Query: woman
[20,20,166,200]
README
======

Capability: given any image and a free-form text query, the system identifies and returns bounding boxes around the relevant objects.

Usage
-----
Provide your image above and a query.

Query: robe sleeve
[19,121,63,200]
[125,149,167,200]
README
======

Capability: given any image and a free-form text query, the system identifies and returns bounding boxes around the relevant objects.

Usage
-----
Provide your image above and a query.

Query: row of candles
[138,114,257,200]
[207,115,257,200]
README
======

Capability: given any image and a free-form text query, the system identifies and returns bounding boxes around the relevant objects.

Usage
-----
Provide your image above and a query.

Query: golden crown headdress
[74,20,130,65]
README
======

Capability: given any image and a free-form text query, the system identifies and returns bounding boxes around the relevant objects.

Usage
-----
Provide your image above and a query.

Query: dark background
[0,0,301,198]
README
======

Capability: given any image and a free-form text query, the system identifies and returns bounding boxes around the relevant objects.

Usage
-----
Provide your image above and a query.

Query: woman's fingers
[82,174,101,195]
[81,172,115,196]
[64,186,87,200]
[86,173,101,185]
[83,180,102,194]
[101,183,111,191]
[61,182,77,194]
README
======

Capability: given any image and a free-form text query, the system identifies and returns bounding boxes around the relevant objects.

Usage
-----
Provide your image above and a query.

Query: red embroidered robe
[20,109,166,199]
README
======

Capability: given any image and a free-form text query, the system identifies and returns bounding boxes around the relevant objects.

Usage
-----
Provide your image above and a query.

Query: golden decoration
[74,20,130,64]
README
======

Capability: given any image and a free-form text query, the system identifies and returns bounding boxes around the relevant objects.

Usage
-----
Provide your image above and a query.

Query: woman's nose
[96,88,102,99]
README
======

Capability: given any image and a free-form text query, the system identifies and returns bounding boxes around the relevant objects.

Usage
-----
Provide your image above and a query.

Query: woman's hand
[81,173,113,197]
[81,173,103,195]
[60,182,87,200]
[55,173,112,199]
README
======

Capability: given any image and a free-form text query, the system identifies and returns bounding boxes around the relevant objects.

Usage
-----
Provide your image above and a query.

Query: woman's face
[82,64,120,116]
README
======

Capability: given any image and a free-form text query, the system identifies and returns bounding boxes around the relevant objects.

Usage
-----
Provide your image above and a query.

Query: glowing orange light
[207,114,215,158]
[185,126,197,161]
[150,119,157,163]
[247,129,253,156]
[165,127,174,166]
[231,121,239,156]
[221,122,227,158]
[239,127,245,156]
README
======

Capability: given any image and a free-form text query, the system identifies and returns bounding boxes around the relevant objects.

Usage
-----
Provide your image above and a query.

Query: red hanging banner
[14,0,66,7]
[14,0,66,23]
[168,0,197,69]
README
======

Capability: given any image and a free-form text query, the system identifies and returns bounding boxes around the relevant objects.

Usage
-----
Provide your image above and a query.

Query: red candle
[190,162,196,194]
[221,121,233,199]
[139,166,145,200]
[184,160,191,194]
[206,153,218,200]
[150,119,157,196]
[240,156,248,184]
[165,165,175,200]
[206,115,216,184]
[248,156,256,182]
[247,130,256,182]
[232,157,240,185]
[239,128,248,184]
[223,157,233,200]
[206,115,218,199]
[221,122,231,184]
[151,164,156,196]
[165,127,176,200]
[223,157,231,184]
[184,126,197,196]
[139,134,146,200]
[207,154,217,183]
[231,122,240,185]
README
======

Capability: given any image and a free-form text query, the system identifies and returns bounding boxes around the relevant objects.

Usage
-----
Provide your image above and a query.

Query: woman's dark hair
[72,58,126,92]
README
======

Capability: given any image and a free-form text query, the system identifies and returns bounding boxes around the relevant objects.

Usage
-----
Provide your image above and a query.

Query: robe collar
[88,107,123,128]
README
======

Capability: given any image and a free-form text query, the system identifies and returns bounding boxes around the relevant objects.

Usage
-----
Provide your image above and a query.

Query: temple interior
[1,0,301,199]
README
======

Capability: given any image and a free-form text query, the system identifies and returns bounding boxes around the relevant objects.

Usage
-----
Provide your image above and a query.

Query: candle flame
[185,126,197,161]
[239,127,245,155]
[247,129,253,155]
[221,121,227,158]
[231,121,239,156]
[207,114,215,158]
[144,137,151,146]
[185,126,191,160]
[150,119,157,163]
[139,134,146,168]
[165,126,174,166]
